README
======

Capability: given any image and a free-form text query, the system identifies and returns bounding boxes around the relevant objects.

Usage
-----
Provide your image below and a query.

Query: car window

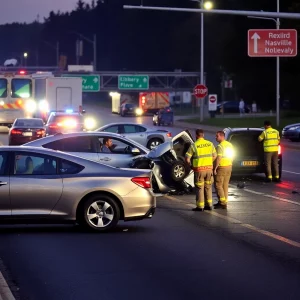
[102,125,119,133]
[43,140,64,151]
[98,136,134,154]
[135,125,147,133]
[61,137,95,153]
[14,152,57,175]
[15,119,44,127]
[124,125,137,133]
[0,152,8,175]
[60,159,85,175]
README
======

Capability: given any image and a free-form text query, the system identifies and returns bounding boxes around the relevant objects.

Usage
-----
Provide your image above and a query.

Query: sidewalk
[174,119,300,151]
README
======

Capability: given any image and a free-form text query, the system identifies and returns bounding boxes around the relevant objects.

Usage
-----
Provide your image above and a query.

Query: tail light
[36,129,45,136]
[166,132,172,137]
[11,129,22,135]
[49,123,58,129]
[131,177,151,189]
[278,145,281,155]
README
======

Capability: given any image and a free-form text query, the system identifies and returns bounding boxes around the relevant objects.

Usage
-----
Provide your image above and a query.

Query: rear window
[125,104,135,108]
[15,119,44,127]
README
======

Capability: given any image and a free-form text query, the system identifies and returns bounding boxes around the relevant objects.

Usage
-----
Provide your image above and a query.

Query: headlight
[25,99,37,113]
[225,148,235,159]
[135,108,143,116]
[39,100,49,112]
[84,117,96,130]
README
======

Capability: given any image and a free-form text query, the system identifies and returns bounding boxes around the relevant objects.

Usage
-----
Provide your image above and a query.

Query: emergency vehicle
[0,70,36,126]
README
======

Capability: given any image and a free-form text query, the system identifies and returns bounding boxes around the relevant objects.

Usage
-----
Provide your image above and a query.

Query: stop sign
[194,84,208,99]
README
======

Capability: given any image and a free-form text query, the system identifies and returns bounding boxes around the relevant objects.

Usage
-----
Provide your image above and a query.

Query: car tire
[177,156,191,175]
[81,194,120,232]
[147,138,163,150]
[171,161,187,182]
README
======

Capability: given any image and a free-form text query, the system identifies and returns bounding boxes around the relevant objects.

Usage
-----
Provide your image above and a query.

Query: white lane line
[282,170,300,175]
[0,270,15,300]
[229,184,300,206]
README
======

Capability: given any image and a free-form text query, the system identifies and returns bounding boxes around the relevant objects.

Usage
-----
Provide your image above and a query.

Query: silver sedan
[0,146,156,231]
[96,122,172,149]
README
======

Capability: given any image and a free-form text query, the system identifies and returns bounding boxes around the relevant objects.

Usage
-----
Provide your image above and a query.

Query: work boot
[214,202,227,209]
[273,178,281,183]
[204,206,213,211]
[192,207,204,212]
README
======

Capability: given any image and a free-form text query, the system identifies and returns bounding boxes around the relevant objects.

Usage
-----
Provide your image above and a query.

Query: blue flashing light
[66,109,74,113]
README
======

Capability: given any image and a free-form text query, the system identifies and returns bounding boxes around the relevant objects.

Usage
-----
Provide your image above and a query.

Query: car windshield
[15,119,44,127]
[0,79,7,98]
[11,78,32,98]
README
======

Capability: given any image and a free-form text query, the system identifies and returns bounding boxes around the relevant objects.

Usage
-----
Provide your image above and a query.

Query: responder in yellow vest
[185,129,217,211]
[258,120,280,182]
[214,131,234,209]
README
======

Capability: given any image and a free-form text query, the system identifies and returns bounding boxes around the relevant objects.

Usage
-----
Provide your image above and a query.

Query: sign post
[208,94,217,118]
[194,84,208,122]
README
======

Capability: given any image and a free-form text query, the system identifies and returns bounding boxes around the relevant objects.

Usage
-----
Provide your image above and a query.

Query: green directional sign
[118,75,149,90]
[62,74,100,92]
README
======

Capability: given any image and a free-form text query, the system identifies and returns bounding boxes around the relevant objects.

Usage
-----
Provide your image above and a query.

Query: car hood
[283,123,300,130]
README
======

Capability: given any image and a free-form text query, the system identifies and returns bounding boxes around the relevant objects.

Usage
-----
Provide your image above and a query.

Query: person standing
[239,98,245,116]
[252,101,257,115]
[185,129,216,212]
[214,131,234,209]
[258,120,280,182]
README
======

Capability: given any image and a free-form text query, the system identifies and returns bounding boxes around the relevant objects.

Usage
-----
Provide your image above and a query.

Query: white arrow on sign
[143,78,147,83]
[93,77,99,83]
[251,33,261,54]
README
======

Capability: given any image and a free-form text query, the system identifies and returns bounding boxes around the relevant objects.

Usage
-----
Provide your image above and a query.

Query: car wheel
[171,161,187,182]
[177,156,191,175]
[147,138,163,150]
[81,194,120,232]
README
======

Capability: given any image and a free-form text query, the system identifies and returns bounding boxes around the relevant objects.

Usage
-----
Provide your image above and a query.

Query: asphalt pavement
[0,103,300,299]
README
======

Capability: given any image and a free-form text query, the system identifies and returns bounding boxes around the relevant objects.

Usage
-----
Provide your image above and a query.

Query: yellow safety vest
[186,138,216,171]
[217,140,234,167]
[258,127,280,152]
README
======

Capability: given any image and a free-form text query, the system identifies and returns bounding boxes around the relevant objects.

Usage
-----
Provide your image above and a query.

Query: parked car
[0,146,156,231]
[216,101,250,114]
[169,128,282,179]
[96,122,172,150]
[120,103,143,117]
[282,123,300,142]
[8,118,46,146]
[153,107,174,126]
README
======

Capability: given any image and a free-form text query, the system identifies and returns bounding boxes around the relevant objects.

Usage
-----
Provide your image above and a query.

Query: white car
[96,122,172,150]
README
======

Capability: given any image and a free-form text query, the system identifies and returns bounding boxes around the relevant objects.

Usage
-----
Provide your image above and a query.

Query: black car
[217,101,250,114]
[45,112,85,135]
[223,127,282,178]
[120,103,141,116]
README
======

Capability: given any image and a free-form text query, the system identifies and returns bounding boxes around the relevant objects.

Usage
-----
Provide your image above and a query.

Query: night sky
[1,0,92,24]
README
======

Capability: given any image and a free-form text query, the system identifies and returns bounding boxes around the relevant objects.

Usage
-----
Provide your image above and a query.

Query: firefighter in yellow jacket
[185,129,217,211]
[258,120,280,182]
[214,131,234,209]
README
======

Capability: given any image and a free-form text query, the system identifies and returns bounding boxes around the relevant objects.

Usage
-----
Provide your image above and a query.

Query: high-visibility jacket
[185,138,216,171]
[258,127,280,152]
[216,140,234,167]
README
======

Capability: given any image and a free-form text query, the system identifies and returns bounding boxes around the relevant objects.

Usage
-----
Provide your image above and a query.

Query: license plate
[241,161,259,166]
[23,132,32,137]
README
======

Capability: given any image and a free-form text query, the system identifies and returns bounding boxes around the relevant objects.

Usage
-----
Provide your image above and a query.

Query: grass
[181,115,300,132]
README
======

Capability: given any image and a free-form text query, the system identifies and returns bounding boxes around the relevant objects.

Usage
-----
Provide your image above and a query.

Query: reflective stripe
[194,154,213,159]
[205,181,212,184]
[195,182,204,187]
[262,128,280,152]
[207,200,212,204]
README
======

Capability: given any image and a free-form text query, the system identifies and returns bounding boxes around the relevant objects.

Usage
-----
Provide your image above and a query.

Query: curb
[174,121,300,151]
[0,271,15,300]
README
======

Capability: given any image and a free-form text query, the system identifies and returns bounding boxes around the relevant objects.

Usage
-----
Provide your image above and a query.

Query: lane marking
[283,170,300,175]
[165,195,300,249]
[0,270,15,300]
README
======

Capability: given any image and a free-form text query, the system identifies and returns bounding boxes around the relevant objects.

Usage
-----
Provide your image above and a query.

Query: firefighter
[258,120,280,182]
[214,131,234,209]
[185,129,217,211]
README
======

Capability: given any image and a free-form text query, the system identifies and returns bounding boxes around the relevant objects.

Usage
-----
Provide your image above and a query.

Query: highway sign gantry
[118,75,149,90]
[248,29,297,57]
[62,74,100,92]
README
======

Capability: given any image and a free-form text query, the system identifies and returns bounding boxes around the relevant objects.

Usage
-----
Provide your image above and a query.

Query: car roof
[224,127,263,132]
[50,112,82,116]
[15,118,44,121]
[99,122,147,127]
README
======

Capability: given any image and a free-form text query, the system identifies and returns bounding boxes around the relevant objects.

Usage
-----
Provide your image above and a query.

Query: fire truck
[0,70,36,127]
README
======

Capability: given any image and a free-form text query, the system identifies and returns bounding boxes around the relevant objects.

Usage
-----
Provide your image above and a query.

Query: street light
[69,31,97,71]
[248,0,280,127]
[23,52,28,66]
[190,0,213,122]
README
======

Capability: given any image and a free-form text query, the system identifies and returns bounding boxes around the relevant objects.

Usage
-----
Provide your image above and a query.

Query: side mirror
[131,148,141,155]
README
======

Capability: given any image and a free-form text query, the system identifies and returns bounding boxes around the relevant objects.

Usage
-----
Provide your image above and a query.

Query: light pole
[69,31,97,71]
[248,0,280,127]
[190,0,213,122]
[44,41,60,66]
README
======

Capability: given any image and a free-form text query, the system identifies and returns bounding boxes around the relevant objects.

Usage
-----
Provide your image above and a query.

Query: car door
[0,151,10,216]
[97,135,137,168]
[60,136,99,162]
[10,151,63,216]
[122,124,147,145]
[172,130,195,159]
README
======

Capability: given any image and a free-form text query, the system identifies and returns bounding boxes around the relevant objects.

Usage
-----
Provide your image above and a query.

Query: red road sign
[248,29,297,57]
[209,95,216,103]
[194,84,208,99]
